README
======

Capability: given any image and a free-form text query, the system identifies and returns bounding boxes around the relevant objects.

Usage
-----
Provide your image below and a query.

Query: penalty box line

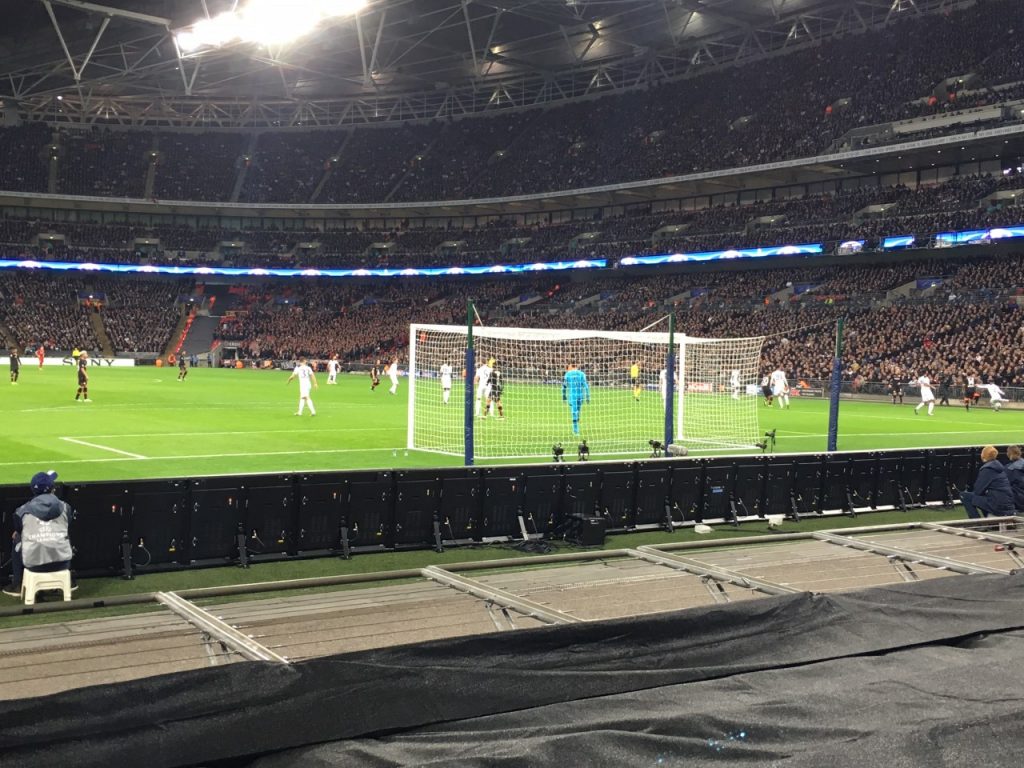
[7,446,411,469]
[59,437,149,460]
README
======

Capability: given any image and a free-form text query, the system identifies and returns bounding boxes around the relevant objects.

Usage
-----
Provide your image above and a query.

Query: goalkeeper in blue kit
[562,364,591,435]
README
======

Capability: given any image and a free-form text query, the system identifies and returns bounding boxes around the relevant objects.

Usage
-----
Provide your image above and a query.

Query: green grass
[1,367,1022,484]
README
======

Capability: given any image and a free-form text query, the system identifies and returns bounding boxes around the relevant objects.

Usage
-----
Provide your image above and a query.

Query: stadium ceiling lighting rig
[175,0,368,53]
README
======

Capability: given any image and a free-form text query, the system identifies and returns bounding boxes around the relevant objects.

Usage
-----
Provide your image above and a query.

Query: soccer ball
[993,401,1002,411]
[767,515,785,529]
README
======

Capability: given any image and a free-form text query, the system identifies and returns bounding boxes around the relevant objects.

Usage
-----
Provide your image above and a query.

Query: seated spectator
[1005,445,1024,513]
[959,445,1017,519]
[3,471,75,598]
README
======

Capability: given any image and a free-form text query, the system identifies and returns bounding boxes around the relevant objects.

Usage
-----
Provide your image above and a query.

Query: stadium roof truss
[0,0,970,128]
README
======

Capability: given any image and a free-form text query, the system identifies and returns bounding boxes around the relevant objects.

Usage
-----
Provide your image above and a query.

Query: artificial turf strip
[1,368,1021,485]
[0,506,968,627]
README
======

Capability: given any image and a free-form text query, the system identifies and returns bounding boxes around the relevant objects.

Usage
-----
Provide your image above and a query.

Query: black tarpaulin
[1,573,1023,768]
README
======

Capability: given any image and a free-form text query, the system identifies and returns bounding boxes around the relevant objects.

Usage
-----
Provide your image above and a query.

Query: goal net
[408,324,765,461]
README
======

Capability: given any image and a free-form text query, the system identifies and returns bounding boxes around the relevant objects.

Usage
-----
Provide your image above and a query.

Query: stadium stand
[0,1,1022,204]
[3,171,1024,269]
[6,248,1020,386]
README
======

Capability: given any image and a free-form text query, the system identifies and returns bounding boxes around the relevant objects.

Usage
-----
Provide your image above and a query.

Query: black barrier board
[563,465,600,520]
[875,453,903,509]
[733,461,767,517]
[941,448,978,499]
[346,473,393,551]
[63,482,130,575]
[129,480,189,568]
[898,454,928,508]
[242,476,296,557]
[791,456,825,515]
[520,467,565,535]
[634,466,669,526]
[393,475,439,549]
[763,460,796,518]
[669,462,704,522]
[437,470,481,542]
[0,447,985,574]
[598,467,636,531]
[296,473,345,553]
[189,479,243,563]
[702,461,734,521]
[481,470,523,539]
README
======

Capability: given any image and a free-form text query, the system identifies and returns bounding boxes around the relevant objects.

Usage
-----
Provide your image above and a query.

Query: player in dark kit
[74,351,91,402]
[370,359,381,391]
[487,365,505,419]
[9,347,19,384]
[177,355,188,381]
[963,374,981,411]
[889,376,903,405]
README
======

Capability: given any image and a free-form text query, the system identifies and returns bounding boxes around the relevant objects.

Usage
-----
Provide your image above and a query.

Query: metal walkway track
[421,566,580,625]
[155,592,290,664]
[628,547,801,596]
[812,532,1009,575]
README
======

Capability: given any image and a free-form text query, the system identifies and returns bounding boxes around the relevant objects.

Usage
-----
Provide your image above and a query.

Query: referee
[9,347,19,385]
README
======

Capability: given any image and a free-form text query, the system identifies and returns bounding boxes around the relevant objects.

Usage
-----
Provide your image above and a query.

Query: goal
[408,324,765,462]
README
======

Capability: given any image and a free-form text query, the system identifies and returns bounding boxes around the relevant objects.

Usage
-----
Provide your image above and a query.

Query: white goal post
[408,323,765,462]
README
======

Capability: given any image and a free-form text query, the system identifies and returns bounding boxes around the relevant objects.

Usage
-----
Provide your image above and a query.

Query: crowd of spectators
[153,133,246,202]
[98,278,185,354]
[0,272,100,353]
[1,1,1022,205]
[57,129,150,198]
[4,171,1023,270]
[207,251,1024,387]
[2,249,1023,384]
[0,123,49,194]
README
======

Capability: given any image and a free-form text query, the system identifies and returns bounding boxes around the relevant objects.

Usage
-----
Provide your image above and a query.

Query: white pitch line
[0,446,407,468]
[780,429,1024,439]
[59,437,148,460]
[69,427,406,439]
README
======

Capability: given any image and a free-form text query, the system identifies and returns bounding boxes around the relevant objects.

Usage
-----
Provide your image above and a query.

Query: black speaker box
[567,515,606,546]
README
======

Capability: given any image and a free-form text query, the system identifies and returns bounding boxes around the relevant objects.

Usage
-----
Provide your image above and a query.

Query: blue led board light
[0,257,607,277]
[619,243,823,267]
[881,235,916,250]
[935,225,1024,246]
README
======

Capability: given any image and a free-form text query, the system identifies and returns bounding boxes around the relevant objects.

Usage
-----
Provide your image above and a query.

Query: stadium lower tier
[2,250,1023,387]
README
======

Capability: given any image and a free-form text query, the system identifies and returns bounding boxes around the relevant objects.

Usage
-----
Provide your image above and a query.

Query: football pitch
[1,367,1022,485]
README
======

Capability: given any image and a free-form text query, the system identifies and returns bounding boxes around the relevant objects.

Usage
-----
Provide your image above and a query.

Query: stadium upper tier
[2,253,1022,387]
[1,0,1023,205]
[2,173,1022,269]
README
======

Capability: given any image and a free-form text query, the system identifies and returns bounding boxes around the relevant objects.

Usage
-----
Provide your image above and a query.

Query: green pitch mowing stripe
[1,367,1021,484]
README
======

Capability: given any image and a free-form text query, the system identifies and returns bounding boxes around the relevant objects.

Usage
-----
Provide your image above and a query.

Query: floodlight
[174,0,368,53]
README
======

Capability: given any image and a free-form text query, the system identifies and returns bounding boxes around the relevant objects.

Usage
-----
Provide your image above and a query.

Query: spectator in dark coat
[960,445,1017,519]
[1005,445,1024,514]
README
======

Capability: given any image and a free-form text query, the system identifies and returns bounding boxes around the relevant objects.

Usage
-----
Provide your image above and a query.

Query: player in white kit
[327,355,340,384]
[387,358,399,394]
[730,369,741,400]
[475,358,493,417]
[287,357,318,416]
[770,368,789,409]
[912,373,935,416]
[440,363,453,404]
[981,382,1006,411]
